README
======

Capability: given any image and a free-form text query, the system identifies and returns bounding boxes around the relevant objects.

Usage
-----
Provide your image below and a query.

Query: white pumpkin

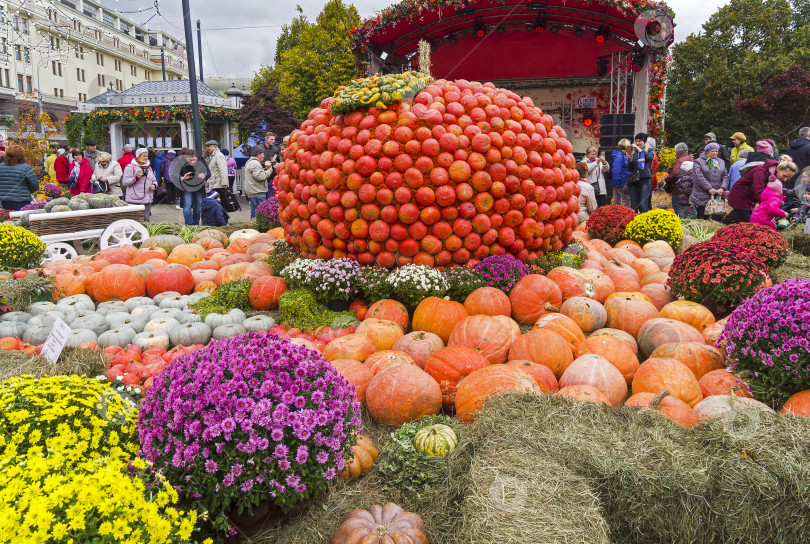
[106,314,145,333]
[0,321,27,339]
[228,229,259,242]
[152,291,182,306]
[70,314,109,336]
[95,302,130,316]
[130,305,160,321]
[170,322,212,347]
[65,328,97,348]
[27,301,57,316]
[132,331,170,351]
[693,395,775,422]
[178,311,202,324]
[0,311,32,323]
[23,324,51,346]
[212,323,247,340]
[97,326,138,349]
[159,296,189,310]
[150,308,184,320]
[27,312,65,328]
[56,294,95,313]
[124,297,155,311]
[186,292,210,304]
[243,315,275,332]
[143,317,180,334]
[205,309,246,330]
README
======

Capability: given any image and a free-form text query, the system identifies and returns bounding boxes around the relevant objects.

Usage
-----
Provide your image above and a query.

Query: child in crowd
[201,190,229,227]
[674,161,696,219]
[751,176,787,231]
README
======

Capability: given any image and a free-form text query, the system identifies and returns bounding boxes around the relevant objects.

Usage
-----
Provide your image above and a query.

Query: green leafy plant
[188,280,253,318]
[265,240,301,275]
[356,266,393,303]
[143,222,182,237]
[528,243,588,274]
[442,267,485,302]
[376,415,461,494]
[277,288,355,330]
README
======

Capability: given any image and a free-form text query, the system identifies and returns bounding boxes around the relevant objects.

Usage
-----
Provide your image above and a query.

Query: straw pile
[0,347,108,382]
[0,274,53,311]
[771,252,810,283]
[254,393,810,544]
[781,229,810,256]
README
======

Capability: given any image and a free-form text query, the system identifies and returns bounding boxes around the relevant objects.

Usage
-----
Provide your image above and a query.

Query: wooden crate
[10,206,146,237]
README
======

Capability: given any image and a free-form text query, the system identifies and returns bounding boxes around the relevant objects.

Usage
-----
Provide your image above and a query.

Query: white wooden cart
[10,206,150,262]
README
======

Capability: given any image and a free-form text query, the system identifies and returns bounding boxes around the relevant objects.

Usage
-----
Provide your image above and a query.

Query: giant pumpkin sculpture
[276,75,579,267]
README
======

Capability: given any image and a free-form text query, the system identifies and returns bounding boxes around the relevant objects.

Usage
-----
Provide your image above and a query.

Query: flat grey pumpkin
[124,297,155,311]
[65,328,97,348]
[23,324,52,345]
[143,317,180,334]
[27,302,57,316]
[170,322,211,347]
[0,311,32,324]
[0,321,27,339]
[205,309,246,330]
[132,331,170,351]
[243,315,275,332]
[97,326,138,349]
[105,314,145,333]
[212,323,247,340]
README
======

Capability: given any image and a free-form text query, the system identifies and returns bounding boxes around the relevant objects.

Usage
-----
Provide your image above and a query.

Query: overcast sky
[102,0,729,79]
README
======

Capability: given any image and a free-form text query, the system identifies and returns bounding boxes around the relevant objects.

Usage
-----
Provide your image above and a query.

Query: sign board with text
[576,97,597,109]
[40,316,71,365]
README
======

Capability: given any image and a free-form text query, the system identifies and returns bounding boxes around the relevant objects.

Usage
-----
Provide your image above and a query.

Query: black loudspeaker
[599,113,636,148]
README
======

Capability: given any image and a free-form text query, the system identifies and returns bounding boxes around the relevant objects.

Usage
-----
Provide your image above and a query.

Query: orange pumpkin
[268,227,285,239]
[463,287,511,316]
[392,331,444,369]
[554,384,609,404]
[195,280,217,294]
[560,297,607,333]
[337,435,378,480]
[356,318,405,351]
[615,243,644,259]
[194,237,225,251]
[96,246,136,265]
[605,247,637,264]
[130,264,154,281]
[559,354,628,406]
[577,268,615,303]
[221,253,251,266]
[643,240,675,257]
[424,346,491,410]
[575,336,639,385]
[250,233,276,245]
[52,270,87,301]
[365,362,442,425]
[604,296,659,338]
[532,313,585,353]
[85,265,145,302]
[636,318,705,358]
[411,297,468,344]
[331,359,374,403]
[240,261,274,281]
[648,342,723,380]
[227,238,251,254]
[131,248,168,265]
[606,291,652,303]
[546,267,597,301]
[167,244,205,266]
[190,260,220,271]
[587,238,613,254]
[639,272,669,286]
[144,259,168,269]
[88,258,111,272]
[491,315,521,342]
[366,299,409,332]
[505,360,558,392]
[590,328,639,355]
[631,357,703,407]
[192,229,229,247]
[630,258,660,279]
[698,369,752,399]
[323,333,377,362]
[781,390,810,416]
[364,350,415,376]
[246,243,272,260]
[602,260,640,292]
[639,283,674,310]
[508,274,562,324]
[248,276,288,310]
[215,262,251,285]
[192,269,218,286]
[145,264,194,297]
[507,329,573,378]
[454,364,541,422]
[658,301,716,332]
[701,319,727,347]
[624,391,699,427]
[447,315,512,364]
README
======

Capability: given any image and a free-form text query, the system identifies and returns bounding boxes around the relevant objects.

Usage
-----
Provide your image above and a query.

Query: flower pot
[328,299,350,312]
[227,497,313,542]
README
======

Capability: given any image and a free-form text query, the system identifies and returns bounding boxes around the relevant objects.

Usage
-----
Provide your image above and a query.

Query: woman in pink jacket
[750,177,786,230]
[68,149,93,195]
[121,148,156,221]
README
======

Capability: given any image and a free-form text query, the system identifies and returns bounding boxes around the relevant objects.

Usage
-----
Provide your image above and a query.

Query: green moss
[277,288,356,331]
[188,280,252,318]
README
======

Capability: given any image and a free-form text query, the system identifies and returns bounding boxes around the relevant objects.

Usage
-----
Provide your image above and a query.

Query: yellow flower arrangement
[657,146,677,170]
[623,209,682,250]
[0,224,46,271]
[0,453,210,544]
[0,375,139,465]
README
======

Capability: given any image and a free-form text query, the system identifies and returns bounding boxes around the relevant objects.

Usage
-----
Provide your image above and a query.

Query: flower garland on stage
[647,52,670,144]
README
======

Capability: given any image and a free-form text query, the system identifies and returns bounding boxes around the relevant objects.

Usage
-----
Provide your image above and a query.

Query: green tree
[275,6,310,66]
[273,0,360,121]
[666,0,810,149]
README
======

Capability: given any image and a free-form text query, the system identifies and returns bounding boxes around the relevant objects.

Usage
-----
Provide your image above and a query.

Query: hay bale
[781,229,810,257]
[458,446,611,544]
[771,252,810,283]
[682,219,725,242]
[0,347,108,382]
[468,393,810,544]
[217,221,259,236]
[0,274,53,311]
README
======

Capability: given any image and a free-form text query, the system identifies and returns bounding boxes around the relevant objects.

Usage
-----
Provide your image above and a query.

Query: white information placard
[40,316,71,365]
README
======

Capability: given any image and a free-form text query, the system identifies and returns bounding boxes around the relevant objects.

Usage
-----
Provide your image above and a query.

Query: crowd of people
[0,130,289,228]
[575,128,810,233]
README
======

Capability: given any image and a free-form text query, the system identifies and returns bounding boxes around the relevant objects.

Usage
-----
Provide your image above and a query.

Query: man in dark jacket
[694,132,731,164]
[786,127,810,189]
[201,190,228,226]
[117,144,135,200]
[161,150,178,205]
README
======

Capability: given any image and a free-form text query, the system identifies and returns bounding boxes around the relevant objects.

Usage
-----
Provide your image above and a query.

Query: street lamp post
[181,0,202,153]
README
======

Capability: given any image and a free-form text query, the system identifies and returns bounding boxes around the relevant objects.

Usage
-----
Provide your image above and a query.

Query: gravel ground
[147,194,253,225]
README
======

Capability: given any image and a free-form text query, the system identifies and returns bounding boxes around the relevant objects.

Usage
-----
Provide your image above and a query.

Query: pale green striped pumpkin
[413,424,458,457]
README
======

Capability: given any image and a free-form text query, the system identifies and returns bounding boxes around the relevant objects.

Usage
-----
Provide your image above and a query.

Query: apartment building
[0,0,188,126]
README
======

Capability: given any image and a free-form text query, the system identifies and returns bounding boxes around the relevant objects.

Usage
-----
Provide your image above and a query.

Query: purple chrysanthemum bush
[720,279,810,407]
[255,196,280,231]
[137,333,362,532]
[473,254,530,294]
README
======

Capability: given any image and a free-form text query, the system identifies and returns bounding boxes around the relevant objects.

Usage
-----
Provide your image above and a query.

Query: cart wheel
[43,242,79,262]
[100,219,150,249]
